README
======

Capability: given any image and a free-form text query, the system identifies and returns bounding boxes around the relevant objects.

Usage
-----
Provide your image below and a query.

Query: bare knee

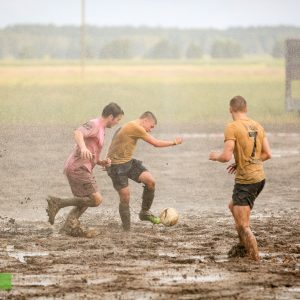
[145,179,155,191]
[90,193,103,206]
[139,171,155,190]
[119,188,130,204]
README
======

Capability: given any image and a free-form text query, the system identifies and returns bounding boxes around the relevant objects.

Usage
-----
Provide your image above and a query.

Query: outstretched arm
[260,137,272,161]
[209,140,235,163]
[143,134,183,147]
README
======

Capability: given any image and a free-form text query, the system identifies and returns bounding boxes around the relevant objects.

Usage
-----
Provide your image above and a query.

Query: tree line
[0,25,299,59]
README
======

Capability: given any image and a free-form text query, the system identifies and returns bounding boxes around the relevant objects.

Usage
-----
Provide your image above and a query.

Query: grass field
[0,59,299,126]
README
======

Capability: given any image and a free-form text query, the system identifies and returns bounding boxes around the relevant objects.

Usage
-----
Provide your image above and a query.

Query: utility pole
[80,0,86,77]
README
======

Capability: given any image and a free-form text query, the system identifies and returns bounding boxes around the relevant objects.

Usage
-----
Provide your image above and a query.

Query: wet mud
[0,125,299,299]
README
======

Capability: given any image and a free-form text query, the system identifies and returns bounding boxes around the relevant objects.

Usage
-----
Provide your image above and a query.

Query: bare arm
[142,134,183,148]
[74,130,93,160]
[260,136,272,161]
[209,140,235,163]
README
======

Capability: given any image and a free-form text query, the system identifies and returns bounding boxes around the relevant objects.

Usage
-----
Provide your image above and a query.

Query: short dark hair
[140,111,157,124]
[230,96,247,112]
[102,102,124,118]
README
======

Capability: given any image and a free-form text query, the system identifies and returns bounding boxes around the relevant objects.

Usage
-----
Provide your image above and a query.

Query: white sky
[0,0,299,29]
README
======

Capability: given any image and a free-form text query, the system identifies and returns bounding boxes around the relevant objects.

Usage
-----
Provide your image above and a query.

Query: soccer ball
[159,208,179,226]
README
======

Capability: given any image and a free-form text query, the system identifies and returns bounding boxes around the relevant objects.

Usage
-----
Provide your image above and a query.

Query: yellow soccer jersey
[108,120,148,164]
[224,118,266,184]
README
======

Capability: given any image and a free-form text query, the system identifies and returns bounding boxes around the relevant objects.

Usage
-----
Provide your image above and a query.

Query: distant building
[285,39,300,111]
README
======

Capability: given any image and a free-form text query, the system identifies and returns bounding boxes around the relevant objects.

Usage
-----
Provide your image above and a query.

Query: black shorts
[107,159,148,191]
[232,179,265,209]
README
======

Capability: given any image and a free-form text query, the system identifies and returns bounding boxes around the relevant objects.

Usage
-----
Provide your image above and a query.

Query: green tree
[18,46,36,59]
[99,39,133,59]
[185,43,203,59]
[272,40,285,58]
[211,39,243,58]
[146,39,180,59]
[1,25,300,59]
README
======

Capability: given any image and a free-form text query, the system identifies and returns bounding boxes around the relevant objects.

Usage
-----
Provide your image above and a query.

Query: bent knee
[91,193,103,206]
[94,198,102,206]
[146,180,155,190]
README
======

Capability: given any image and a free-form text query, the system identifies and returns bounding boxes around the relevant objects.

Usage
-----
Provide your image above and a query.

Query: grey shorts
[232,179,265,209]
[65,167,98,197]
[107,159,147,191]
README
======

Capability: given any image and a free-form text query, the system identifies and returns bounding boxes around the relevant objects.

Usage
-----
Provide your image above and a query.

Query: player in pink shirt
[46,102,124,237]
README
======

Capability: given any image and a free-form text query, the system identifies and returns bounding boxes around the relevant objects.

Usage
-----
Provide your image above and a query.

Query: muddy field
[0,124,299,299]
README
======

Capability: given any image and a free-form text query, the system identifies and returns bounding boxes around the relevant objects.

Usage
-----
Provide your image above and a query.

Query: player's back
[227,118,265,184]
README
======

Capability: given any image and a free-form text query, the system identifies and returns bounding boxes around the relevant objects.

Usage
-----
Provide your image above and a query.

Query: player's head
[229,96,247,113]
[102,102,124,128]
[139,111,157,132]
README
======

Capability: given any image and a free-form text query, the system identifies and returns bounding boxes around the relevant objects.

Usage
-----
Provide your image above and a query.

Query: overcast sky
[0,0,299,29]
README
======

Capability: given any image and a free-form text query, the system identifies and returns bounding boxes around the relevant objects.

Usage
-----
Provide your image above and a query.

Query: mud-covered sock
[119,202,131,231]
[63,207,80,226]
[59,197,96,208]
[141,186,155,212]
[69,206,88,220]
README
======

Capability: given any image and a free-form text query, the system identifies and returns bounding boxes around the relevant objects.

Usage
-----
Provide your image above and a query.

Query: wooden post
[285,39,300,111]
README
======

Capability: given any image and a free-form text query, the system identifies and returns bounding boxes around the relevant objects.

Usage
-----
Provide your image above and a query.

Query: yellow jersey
[107,120,148,164]
[224,118,266,184]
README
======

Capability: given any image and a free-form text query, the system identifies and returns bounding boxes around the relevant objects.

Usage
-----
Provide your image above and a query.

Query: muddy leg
[229,201,245,247]
[141,186,154,211]
[60,206,88,233]
[238,226,259,261]
[138,171,159,223]
[60,192,102,235]
[46,194,101,225]
[232,205,259,261]
[118,187,131,231]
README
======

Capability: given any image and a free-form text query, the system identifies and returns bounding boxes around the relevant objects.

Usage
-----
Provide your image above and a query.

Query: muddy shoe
[60,219,97,238]
[228,243,247,258]
[82,228,98,238]
[139,210,161,224]
[59,218,84,237]
[46,196,61,225]
[64,225,97,238]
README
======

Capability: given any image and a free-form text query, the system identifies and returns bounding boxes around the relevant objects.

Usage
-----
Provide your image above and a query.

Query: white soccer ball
[159,208,179,226]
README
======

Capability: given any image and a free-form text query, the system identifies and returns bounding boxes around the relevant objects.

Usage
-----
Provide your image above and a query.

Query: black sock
[141,186,155,211]
[119,202,131,231]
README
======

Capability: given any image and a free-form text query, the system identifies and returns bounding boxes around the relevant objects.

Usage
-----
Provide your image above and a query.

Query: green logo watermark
[0,273,12,290]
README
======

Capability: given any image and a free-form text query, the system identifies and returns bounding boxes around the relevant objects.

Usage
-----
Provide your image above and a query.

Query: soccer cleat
[46,196,61,225]
[139,210,161,224]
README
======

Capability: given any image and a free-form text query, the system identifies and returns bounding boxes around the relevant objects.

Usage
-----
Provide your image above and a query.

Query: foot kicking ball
[159,208,179,226]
